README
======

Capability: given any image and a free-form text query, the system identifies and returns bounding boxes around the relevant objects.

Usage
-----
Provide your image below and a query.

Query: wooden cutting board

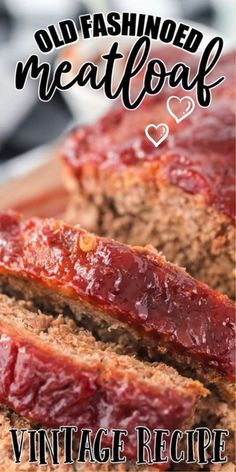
[0,153,69,219]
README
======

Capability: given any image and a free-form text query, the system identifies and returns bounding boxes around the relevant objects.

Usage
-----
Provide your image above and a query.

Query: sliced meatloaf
[0,293,208,470]
[0,212,234,401]
[61,51,235,298]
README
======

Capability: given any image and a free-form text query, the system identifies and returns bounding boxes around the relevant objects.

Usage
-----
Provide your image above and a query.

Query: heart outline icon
[145,123,169,148]
[167,96,195,123]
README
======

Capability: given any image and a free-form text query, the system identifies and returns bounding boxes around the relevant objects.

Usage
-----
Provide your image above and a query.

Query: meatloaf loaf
[0,212,234,401]
[61,51,235,298]
[0,293,208,469]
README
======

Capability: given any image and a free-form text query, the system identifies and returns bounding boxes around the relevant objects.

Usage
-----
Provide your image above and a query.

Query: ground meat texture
[0,405,74,471]
[0,212,234,401]
[0,403,234,472]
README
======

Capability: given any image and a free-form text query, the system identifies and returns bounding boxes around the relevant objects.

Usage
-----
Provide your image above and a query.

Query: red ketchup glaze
[0,213,235,381]
[62,52,235,221]
[0,324,197,468]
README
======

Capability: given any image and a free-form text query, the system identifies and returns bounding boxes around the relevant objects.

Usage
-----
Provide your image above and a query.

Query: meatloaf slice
[61,52,235,298]
[0,212,234,401]
[0,294,208,470]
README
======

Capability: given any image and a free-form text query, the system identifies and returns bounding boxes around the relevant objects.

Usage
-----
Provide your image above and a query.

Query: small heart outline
[167,96,195,123]
[145,123,169,148]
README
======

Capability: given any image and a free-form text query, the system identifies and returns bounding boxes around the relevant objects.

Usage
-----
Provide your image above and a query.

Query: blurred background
[0,0,235,181]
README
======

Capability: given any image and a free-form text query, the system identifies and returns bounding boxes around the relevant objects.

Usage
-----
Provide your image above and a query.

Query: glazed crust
[0,212,234,390]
